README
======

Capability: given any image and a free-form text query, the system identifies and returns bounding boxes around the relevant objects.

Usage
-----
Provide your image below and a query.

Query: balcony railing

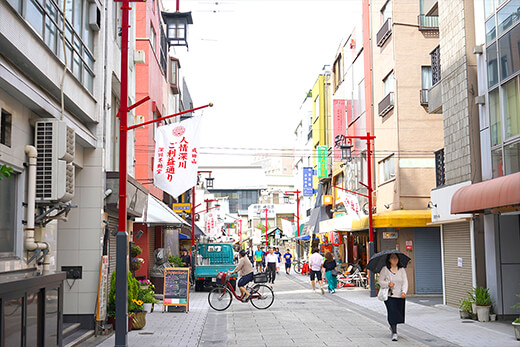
[435,148,445,187]
[420,89,429,105]
[431,45,441,85]
[418,15,439,30]
[378,92,394,117]
[377,18,392,47]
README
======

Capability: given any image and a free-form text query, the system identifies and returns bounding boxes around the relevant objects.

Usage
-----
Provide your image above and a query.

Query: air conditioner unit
[35,120,75,202]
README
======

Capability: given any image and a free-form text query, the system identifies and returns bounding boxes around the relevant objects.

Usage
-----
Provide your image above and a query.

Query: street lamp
[162,11,193,48]
[340,143,353,161]
[205,177,214,189]
[283,195,290,204]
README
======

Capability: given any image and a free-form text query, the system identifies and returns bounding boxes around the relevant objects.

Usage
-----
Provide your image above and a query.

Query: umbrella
[366,249,411,273]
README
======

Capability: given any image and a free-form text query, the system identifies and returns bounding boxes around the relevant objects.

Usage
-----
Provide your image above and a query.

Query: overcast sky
[166,0,361,166]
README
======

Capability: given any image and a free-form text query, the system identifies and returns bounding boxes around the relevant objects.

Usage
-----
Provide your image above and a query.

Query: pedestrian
[283,249,292,274]
[230,249,255,302]
[379,253,409,341]
[323,252,337,293]
[265,248,279,284]
[309,248,325,294]
[180,249,191,267]
[254,245,264,272]
[274,247,282,273]
[247,248,255,265]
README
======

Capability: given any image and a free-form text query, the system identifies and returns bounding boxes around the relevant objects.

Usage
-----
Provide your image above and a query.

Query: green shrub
[168,254,183,267]
[107,271,144,317]
[130,245,143,258]
[474,286,492,306]
[459,298,472,312]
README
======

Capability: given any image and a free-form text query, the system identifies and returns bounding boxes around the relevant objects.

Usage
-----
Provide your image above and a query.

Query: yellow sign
[322,195,333,205]
[172,203,191,213]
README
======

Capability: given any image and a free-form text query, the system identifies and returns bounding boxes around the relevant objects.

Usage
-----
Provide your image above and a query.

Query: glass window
[26,0,44,36]
[498,24,520,80]
[492,148,504,177]
[1,109,12,147]
[0,174,16,257]
[489,89,502,146]
[487,43,499,87]
[383,72,394,95]
[486,16,496,43]
[7,0,22,12]
[503,78,520,138]
[422,66,432,89]
[379,155,395,184]
[382,0,392,23]
[505,141,520,174]
[497,0,520,36]
[485,0,495,19]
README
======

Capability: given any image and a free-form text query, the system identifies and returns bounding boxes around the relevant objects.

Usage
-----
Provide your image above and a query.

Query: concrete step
[63,323,81,338]
[63,329,94,347]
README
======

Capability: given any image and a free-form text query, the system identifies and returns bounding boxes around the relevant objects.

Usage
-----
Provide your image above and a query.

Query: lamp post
[284,190,301,237]
[339,133,376,298]
[262,208,269,247]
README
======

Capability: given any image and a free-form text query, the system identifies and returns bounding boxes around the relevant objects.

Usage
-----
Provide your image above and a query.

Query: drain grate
[286,301,306,304]
[138,331,155,335]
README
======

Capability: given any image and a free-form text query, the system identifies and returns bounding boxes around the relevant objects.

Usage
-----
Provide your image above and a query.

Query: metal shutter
[149,226,156,275]
[414,228,443,294]
[443,222,473,307]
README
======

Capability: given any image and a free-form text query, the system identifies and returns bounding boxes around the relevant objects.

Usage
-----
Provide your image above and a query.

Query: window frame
[378,154,396,185]
[1,109,12,148]
[0,172,18,258]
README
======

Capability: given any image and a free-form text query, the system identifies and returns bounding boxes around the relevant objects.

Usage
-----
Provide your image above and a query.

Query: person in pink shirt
[309,248,325,294]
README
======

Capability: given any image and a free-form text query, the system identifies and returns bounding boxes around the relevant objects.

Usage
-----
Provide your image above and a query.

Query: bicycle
[293,259,309,274]
[208,272,275,311]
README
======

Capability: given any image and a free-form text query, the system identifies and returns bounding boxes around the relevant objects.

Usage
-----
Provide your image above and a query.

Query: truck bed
[195,264,236,278]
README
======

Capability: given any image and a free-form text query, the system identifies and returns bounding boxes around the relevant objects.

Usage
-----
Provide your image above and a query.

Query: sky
[166,0,362,166]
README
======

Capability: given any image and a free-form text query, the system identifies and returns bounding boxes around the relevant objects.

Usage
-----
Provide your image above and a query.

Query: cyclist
[230,249,255,302]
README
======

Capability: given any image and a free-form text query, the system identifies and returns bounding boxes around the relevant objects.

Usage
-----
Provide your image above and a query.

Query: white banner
[205,212,218,238]
[339,191,361,220]
[153,116,202,197]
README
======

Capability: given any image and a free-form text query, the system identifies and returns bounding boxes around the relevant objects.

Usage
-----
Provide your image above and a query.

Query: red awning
[451,172,520,214]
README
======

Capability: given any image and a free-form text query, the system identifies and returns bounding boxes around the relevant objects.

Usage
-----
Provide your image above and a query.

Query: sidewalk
[290,273,519,347]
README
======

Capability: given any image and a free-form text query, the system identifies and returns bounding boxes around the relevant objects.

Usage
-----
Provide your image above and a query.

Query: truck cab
[194,243,236,291]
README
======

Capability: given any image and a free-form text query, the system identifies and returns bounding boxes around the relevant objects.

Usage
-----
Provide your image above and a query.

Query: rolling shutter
[443,222,473,307]
[414,228,442,294]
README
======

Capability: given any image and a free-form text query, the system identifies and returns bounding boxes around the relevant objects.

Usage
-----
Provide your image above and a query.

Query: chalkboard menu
[162,267,190,312]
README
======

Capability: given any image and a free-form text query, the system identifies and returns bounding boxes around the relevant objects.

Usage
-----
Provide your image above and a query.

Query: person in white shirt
[378,253,409,342]
[309,248,325,294]
[265,248,279,284]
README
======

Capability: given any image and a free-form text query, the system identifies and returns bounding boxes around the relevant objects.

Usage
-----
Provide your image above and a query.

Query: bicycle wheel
[250,284,274,310]
[294,262,302,274]
[208,286,233,311]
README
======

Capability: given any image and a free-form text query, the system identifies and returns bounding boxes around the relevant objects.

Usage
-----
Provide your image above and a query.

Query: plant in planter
[131,257,145,271]
[107,271,141,331]
[459,298,472,319]
[130,245,143,258]
[474,286,492,322]
[168,254,184,267]
[137,280,158,313]
[512,293,520,340]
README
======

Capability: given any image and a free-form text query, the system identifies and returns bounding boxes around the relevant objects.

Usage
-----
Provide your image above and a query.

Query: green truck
[194,243,236,291]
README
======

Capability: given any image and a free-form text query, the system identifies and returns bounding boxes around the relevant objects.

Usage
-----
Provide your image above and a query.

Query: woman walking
[378,253,408,341]
[323,252,337,293]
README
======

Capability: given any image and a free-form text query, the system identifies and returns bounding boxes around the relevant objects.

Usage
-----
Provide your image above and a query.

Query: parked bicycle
[337,264,368,288]
[293,259,310,274]
[208,271,275,311]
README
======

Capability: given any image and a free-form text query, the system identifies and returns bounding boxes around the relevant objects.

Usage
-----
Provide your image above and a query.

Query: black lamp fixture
[340,143,353,161]
[162,11,193,48]
[205,177,214,189]
[284,195,290,204]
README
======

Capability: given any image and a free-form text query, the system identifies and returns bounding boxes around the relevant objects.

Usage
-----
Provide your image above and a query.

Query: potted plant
[459,298,472,319]
[168,254,184,267]
[474,286,492,322]
[466,289,477,319]
[107,271,136,331]
[131,245,143,258]
[512,293,520,340]
[131,257,144,271]
[138,280,158,313]
[128,274,147,330]
[489,306,497,321]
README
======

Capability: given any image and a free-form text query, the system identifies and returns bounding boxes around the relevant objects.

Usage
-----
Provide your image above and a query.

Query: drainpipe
[25,145,50,271]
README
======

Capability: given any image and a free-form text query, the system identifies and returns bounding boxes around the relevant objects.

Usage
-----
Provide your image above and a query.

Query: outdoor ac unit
[35,120,75,202]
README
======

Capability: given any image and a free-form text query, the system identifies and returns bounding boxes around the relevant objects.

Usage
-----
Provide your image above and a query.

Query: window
[421,66,432,104]
[489,89,502,146]
[497,0,520,36]
[486,16,496,44]
[492,147,504,177]
[0,174,16,257]
[502,78,520,139]
[383,71,394,95]
[505,142,520,174]
[150,24,156,51]
[381,0,392,23]
[485,0,495,19]
[487,43,498,87]
[110,94,120,171]
[498,24,520,81]
[379,155,395,184]
[333,54,342,91]
[1,110,12,147]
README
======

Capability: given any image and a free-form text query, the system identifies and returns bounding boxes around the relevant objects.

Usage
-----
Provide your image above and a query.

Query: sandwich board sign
[162,267,190,312]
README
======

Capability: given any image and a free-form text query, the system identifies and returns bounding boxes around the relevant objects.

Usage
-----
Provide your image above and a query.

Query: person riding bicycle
[230,249,255,302]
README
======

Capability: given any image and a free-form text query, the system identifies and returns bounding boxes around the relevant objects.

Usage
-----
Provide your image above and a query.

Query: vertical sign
[333,100,346,160]
[317,145,328,178]
[303,167,313,197]
[95,255,109,322]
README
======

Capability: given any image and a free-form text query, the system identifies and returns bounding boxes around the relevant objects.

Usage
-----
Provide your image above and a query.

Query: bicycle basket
[253,272,268,283]
[217,272,228,285]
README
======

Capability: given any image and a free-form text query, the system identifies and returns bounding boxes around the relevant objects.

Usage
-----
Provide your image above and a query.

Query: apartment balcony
[418,15,439,31]
[420,89,429,105]
[434,148,445,187]
[428,82,442,114]
[378,92,394,117]
[377,18,392,47]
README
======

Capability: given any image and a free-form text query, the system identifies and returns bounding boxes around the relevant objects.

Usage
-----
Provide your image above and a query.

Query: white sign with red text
[339,191,361,220]
[205,212,218,238]
[153,116,202,198]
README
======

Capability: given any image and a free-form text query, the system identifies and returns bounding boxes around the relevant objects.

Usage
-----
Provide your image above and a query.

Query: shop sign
[303,167,314,196]
[322,195,333,205]
[317,145,328,178]
[331,231,341,246]
[96,255,109,322]
[172,203,191,213]
[405,240,413,251]
[383,231,398,239]
[333,100,346,160]
[248,204,275,219]
[458,257,463,267]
